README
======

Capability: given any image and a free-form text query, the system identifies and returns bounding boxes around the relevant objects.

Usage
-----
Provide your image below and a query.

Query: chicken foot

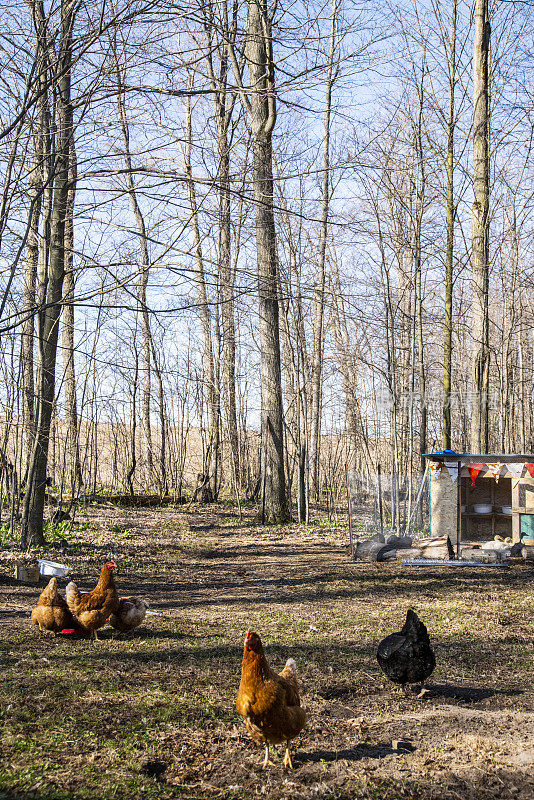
[282,742,294,770]
[261,745,277,769]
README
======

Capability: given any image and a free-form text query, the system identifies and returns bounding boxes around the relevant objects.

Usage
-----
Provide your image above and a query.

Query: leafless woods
[0,0,533,544]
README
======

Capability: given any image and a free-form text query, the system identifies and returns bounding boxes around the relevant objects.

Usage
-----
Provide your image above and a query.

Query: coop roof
[423,453,534,463]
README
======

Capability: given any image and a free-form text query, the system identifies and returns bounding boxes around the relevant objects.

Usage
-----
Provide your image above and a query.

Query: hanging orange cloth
[469,463,485,486]
[525,464,534,479]
[429,461,443,478]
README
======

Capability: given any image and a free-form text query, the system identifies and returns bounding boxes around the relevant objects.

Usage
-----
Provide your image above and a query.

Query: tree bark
[115,62,154,487]
[204,0,240,493]
[61,142,82,492]
[22,0,77,548]
[442,0,457,450]
[413,58,427,479]
[310,0,338,501]
[470,0,490,453]
[246,0,288,522]
[22,0,51,475]
[183,83,220,498]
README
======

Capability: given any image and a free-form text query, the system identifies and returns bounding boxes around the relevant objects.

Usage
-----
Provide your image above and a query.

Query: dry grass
[0,503,533,799]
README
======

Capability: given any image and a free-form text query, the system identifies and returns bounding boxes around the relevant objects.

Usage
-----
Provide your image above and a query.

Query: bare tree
[470,0,490,453]
[182,79,220,500]
[309,0,339,501]
[22,0,77,547]
[115,52,155,487]
[227,0,288,521]
[442,0,457,450]
[61,142,82,492]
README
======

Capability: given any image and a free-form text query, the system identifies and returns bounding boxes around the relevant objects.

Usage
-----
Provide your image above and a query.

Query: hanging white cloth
[443,461,458,482]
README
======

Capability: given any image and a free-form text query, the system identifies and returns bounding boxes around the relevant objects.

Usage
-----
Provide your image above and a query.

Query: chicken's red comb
[245,628,251,642]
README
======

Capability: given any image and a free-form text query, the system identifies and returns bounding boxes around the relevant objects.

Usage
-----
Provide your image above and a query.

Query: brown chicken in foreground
[108,597,148,633]
[66,561,119,641]
[236,629,307,769]
[31,577,78,636]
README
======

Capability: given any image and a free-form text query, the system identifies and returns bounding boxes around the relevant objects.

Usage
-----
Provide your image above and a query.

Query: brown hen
[31,577,77,636]
[236,629,307,769]
[66,561,119,641]
[108,597,148,633]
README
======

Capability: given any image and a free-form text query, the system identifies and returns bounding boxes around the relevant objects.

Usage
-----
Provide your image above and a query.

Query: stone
[392,740,415,753]
[509,749,534,765]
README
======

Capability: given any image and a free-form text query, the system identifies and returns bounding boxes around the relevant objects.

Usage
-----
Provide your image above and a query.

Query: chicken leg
[261,745,276,769]
[283,741,294,770]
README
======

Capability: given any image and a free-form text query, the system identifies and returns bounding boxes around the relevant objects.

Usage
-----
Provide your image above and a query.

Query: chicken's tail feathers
[280,657,298,681]
[403,608,430,641]
[36,576,57,601]
[65,581,80,613]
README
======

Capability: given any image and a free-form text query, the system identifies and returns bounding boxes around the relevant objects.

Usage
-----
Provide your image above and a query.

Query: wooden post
[456,465,461,559]
[345,465,354,558]
[377,463,384,538]
[512,476,520,543]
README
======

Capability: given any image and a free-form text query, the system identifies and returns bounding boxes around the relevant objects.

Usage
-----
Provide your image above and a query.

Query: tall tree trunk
[310,0,338,501]
[246,0,288,522]
[329,254,374,479]
[149,336,167,493]
[205,1,240,493]
[115,62,154,487]
[22,0,50,475]
[414,58,427,476]
[470,0,490,453]
[275,170,309,520]
[443,0,457,450]
[22,0,77,547]
[22,151,41,470]
[218,146,239,491]
[183,84,220,497]
[61,142,82,492]
[502,205,518,452]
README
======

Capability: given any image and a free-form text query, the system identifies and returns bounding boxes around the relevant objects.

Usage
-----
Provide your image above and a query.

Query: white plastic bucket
[38,560,71,577]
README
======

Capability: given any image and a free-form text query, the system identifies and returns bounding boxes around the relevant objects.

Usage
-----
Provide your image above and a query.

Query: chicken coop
[424,453,534,556]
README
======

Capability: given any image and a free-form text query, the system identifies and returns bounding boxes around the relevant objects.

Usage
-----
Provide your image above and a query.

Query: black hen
[377,609,435,689]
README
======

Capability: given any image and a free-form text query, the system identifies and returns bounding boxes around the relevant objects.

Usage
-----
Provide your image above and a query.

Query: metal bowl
[473,503,492,514]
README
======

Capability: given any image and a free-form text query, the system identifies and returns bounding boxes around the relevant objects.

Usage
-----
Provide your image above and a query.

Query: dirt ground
[0,503,533,799]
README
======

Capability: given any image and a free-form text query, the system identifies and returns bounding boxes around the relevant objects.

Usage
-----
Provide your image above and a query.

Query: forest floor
[0,501,533,800]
